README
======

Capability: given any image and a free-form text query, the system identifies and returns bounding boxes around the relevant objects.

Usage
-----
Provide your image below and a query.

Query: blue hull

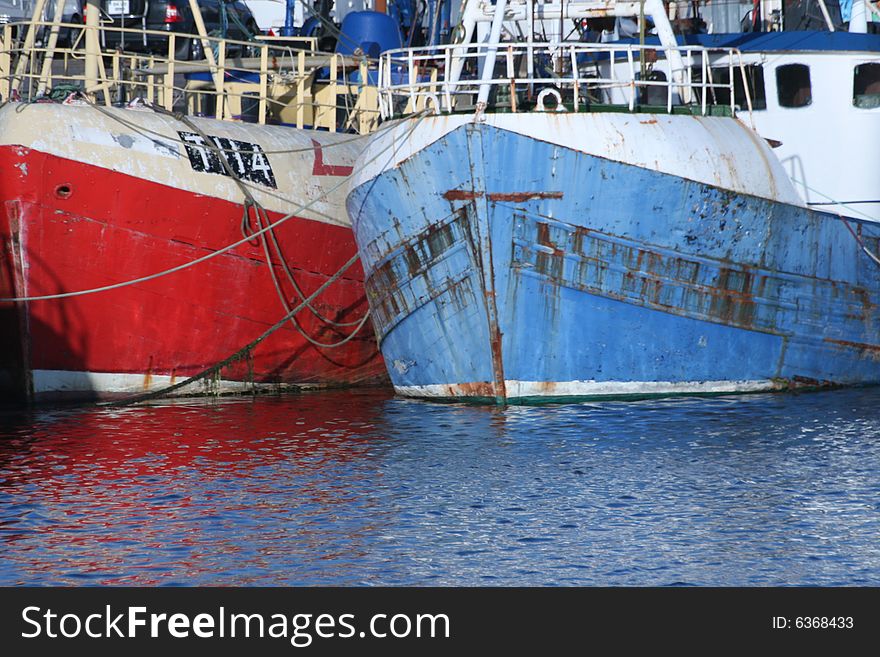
[348,121,880,402]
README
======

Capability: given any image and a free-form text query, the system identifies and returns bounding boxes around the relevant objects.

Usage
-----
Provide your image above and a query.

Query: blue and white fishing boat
[347,0,880,403]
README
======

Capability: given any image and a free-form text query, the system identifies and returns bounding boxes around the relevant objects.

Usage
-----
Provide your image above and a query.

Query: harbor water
[1,387,879,586]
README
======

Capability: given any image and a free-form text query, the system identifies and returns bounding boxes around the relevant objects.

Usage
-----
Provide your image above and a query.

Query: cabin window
[776,64,812,108]
[853,63,880,109]
[697,64,767,110]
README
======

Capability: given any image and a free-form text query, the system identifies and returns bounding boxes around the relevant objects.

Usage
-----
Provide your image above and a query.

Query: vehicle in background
[0,0,35,25]
[72,0,260,59]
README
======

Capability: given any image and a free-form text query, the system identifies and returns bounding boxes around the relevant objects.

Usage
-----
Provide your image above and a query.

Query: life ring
[536,88,566,112]
[422,92,442,115]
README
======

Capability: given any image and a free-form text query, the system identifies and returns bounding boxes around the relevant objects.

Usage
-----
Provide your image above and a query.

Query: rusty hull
[348,120,880,402]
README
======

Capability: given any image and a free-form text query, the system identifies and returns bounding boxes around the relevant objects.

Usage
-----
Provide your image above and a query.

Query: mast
[475,0,509,109]
[642,0,689,102]
[282,0,297,36]
[527,0,534,88]
[850,0,868,33]
[449,0,484,84]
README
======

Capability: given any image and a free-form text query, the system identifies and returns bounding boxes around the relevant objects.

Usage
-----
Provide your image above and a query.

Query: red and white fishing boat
[0,5,394,402]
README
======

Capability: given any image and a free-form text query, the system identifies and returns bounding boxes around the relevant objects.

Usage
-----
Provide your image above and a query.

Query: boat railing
[377,41,755,121]
[0,19,380,134]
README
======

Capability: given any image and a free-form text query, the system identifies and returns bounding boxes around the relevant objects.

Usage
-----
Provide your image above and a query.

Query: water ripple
[1,388,879,585]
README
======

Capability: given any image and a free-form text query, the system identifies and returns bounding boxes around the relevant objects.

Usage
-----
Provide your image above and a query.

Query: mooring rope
[168,109,382,347]
[99,250,362,407]
[252,202,363,326]
[0,109,428,303]
[169,109,372,339]
[109,112,429,402]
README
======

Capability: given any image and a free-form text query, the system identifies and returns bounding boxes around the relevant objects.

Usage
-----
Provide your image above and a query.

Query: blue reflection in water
[1,388,879,585]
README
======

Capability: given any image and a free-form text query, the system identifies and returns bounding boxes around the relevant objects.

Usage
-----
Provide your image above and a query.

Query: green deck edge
[392,102,735,120]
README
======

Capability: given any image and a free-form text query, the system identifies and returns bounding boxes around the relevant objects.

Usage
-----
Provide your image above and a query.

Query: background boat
[0,3,401,402]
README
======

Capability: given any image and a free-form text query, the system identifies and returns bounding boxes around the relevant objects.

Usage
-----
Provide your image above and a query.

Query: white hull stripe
[395,379,780,400]
[32,369,316,397]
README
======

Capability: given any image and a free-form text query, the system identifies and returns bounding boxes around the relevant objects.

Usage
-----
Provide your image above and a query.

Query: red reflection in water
[0,390,398,584]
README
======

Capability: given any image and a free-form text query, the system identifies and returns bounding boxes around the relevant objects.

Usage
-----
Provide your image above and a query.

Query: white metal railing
[0,20,381,133]
[378,42,755,121]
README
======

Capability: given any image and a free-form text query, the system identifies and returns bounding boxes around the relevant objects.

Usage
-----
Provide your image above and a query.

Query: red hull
[0,145,387,402]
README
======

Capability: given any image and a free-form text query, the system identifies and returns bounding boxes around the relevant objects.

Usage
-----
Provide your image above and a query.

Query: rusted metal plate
[348,115,880,402]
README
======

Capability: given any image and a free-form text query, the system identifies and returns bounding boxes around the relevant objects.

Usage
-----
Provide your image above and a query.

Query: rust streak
[3,199,33,400]
[487,192,564,202]
[444,382,499,398]
[482,289,507,403]
[824,337,880,353]
[777,376,838,390]
[443,190,483,201]
[536,222,552,247]
[852,287,875,320]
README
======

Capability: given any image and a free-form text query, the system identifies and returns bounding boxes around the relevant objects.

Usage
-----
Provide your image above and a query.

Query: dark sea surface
[1,387,879,586]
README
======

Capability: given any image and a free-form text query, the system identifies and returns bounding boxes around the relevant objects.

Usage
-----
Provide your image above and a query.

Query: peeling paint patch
[14,162,27,176]
[393,359,415,374]
[68,125,180,160]
[113,134,136,149]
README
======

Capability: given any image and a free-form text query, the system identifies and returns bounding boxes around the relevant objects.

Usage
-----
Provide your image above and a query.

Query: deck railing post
[216,40,226,120]
[259,43,268,125]
[12,0,51,97]
[296,50,305,129]
[0,24,11,101]
[37,0,69,95]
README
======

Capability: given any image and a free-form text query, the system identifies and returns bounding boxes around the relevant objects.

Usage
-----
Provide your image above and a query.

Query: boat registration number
[178,131,277,189]
[108,0,130,14]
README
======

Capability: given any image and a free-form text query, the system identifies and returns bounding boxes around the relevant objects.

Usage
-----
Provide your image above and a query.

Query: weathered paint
[0,103,386,402]
[349,113,805,207]
[347,116,880,403]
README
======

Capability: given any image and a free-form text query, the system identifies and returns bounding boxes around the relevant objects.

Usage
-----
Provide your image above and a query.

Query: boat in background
[608,1,880,222]
[347,0,880,403]
[0,3,401,403]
